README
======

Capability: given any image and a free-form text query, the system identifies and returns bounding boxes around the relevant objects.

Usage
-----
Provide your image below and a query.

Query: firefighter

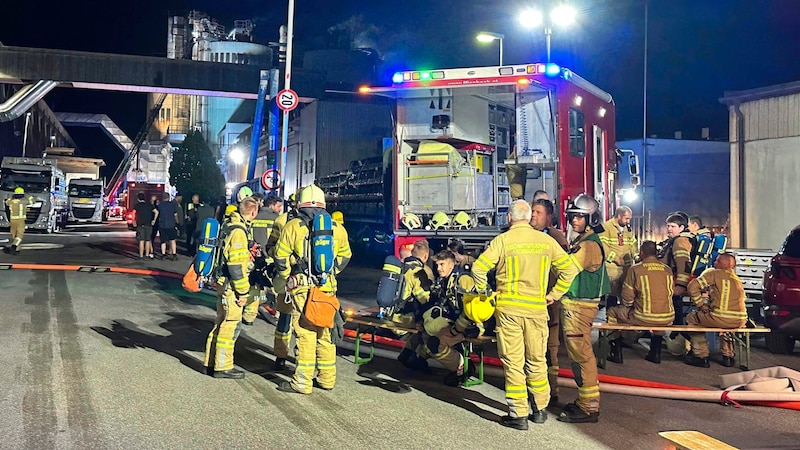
[202,196,260,379]
[597,206,638,306]
[658,212,694,325]
[397,250,477,385]
[273,184,352,394]
[4,187,29,255]
[530,198,569,406]
[391,240,435,329]
[266,195,296,370]
[559,194,609,424]
[688,215,713,239]
[684,253,747,368]
[447,239,475,271]
[606,240,675,364]
[472,200,579,431]
[242,193,282,326]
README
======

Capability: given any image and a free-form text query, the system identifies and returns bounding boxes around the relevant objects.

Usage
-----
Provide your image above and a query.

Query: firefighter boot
[684,354,710,368]
[645,335,663,364]
[212,368,245,379]
[529,399,548,424]
[274,358,287,371]
[721,356,736,367]
[557,402,599,424]
[499,415,529,431]
[11,244,18,255]
[607,338,623,364]
[398,348,432,374]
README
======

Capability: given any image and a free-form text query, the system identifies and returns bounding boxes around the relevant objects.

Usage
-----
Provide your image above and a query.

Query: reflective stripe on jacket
[687,268,747,321]
[621,256,675,323]
[598,219,637,265]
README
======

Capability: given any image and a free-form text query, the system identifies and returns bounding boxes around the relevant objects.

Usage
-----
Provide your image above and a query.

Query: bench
[658,430,738,450]
[346,315,496,387]
[592,323,770,370]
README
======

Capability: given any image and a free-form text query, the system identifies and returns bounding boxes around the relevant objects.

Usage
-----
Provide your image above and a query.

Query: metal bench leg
[353,325,375,365]
[462,342,484,387]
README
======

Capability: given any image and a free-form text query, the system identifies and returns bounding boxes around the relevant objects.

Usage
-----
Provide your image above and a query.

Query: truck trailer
[0,157,68,233]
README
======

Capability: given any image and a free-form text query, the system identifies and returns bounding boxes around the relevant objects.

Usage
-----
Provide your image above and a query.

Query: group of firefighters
[197,182,747,431]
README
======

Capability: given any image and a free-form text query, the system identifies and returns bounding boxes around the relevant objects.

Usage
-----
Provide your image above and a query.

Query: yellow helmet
[426,211,450,230]
[463,293,496,323]
[298,184,325,208]
[237,186,253,203]
[422,306,452,336]
[225,204,238,217]
[401,213,422,230]
[331,210,344,224]
[14,187,24,194]
[452,211,475,229]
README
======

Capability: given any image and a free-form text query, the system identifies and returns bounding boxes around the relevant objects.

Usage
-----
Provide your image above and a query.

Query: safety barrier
[592,323,770,370]
[345,315,496,387]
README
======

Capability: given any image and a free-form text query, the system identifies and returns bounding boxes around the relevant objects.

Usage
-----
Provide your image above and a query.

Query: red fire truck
[360,62,636,255]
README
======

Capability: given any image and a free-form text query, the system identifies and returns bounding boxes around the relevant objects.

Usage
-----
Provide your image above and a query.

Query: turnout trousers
[10,218,25,248]
[561,300,601,414]
[686,311,745,358]
[204,288,244,371]
[495,311,550,418]
[273,290,296,359]
[290,288,336,393]
[546,302,561,399]
[403,328,464,372]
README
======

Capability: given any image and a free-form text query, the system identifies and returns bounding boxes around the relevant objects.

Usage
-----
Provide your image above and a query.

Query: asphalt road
[0,221,799,449]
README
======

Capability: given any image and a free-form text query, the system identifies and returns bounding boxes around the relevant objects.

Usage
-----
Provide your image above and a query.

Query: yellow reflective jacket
[5,197,28,220]
[687,268,747,321]
[401,257,435,306]
[621,256,675,323]
[598,219,637,266]
[472,222,579,318]
[660,232,694,288]
[274,213,352,293]
[218,212,253,296]
[266,212,289,259]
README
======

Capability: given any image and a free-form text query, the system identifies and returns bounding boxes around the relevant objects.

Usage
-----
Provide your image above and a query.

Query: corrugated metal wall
[316,100,393,178]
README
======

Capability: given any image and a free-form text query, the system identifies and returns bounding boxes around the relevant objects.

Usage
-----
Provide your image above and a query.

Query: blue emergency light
[545,63,561,76]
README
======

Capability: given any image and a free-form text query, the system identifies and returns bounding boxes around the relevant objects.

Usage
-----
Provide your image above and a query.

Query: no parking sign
[261,169,281,191]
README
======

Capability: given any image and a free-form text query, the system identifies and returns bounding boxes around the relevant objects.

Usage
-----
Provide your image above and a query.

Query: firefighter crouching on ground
[658,212,694,325]
[598,206,637,307]
[4,187,29,255]
[472,200,579,431]
[560,194,610,424]
[684,253,747,368]
[606,240,675,364]
[203,196,260,379]
[273,184,352,394]
[530,198,569,406]
[398,250,478,385]
[392,240,435,329]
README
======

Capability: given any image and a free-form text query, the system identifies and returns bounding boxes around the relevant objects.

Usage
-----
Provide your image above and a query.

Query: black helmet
[566,194,601,228]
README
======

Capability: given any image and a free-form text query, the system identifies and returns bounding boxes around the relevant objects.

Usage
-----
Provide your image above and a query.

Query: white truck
[0,157,68,233]
[67,178,106,223]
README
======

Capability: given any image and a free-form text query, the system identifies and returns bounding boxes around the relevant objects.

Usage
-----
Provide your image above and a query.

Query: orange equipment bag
[182,263,202,293]
[303,286,340,328]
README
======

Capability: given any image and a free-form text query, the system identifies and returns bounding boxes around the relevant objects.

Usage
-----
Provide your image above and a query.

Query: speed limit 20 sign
[276,89,299,112]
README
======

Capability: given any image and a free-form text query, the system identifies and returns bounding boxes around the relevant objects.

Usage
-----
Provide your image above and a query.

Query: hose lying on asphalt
[341,328,800,411]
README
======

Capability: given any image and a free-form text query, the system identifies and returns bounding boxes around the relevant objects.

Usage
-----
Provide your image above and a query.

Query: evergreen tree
[169,130,225,204]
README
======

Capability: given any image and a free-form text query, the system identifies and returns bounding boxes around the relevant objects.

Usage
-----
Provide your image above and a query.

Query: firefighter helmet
[225,204,238,217]
[331,210,344,224]
[665,334,689,356]
[422,306,451,336]
[566,194,601,227]
[401,213,422,230]
[14,187,24,194]
[426,212,450,230]
[237,186,253,203]
[452,211,475,229]
[298,184,326,208]
[462,293,496,323]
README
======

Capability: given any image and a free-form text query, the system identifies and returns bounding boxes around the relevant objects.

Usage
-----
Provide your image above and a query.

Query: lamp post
[519,4,577,63]
[476,32,505,66]
[21,112,32,157]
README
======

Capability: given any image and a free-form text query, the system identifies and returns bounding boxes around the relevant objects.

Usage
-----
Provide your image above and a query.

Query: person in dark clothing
[214,195,228,224]
[185,193,200,252]
[150,195,160,250]
[133,193,157,259]
[157,192,179,260]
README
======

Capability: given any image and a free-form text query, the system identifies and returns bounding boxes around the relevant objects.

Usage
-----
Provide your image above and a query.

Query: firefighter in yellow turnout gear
[5,187,29,255]
[242,194,282,326]
[559,194,610,424]
[659,212,694,325]
[274,185,351,394]
[606,241,675,364]
[597,206,637,302]
[267,199,295,369]
[392,240,435,328]
[472,200,579,431]
[684,253,748,368]
[203,197,260,379]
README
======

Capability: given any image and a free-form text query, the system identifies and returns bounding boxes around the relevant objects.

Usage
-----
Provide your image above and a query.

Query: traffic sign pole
[279,0,295,200]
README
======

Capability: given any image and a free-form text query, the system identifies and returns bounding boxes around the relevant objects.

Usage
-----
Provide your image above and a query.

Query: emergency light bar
[390,63,561,86]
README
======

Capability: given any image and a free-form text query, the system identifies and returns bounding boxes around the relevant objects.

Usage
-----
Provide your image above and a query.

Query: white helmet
[401,213,422,230]
[566,194,601,228]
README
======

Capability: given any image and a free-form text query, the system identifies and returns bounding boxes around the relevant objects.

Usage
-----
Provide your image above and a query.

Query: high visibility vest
[6,199,26,220]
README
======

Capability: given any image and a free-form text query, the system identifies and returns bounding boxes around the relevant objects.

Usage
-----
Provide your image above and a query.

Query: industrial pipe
[0,80,58,122]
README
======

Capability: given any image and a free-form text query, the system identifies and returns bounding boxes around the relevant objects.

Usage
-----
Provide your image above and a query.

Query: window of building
[569,108,585,158]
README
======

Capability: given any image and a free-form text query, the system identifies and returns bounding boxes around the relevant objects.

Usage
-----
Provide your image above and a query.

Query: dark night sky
[3,0,800,176]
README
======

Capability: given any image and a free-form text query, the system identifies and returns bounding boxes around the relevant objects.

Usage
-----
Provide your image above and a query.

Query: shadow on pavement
[91,313,278,377]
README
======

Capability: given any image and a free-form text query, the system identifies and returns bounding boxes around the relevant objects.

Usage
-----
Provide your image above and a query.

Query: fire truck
[356,62,637,255]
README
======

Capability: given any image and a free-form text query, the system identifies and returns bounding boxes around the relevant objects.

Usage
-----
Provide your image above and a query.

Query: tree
[169,130,225,204]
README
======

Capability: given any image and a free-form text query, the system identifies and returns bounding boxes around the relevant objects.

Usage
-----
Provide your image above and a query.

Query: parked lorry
[334,63,635,255]
[0,157,68,233]
[67,178,106,223]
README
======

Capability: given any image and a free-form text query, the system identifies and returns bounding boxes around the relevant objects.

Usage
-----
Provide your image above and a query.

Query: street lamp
[476,32,505,66]
[519,4,577,63]
[228,147,245,182]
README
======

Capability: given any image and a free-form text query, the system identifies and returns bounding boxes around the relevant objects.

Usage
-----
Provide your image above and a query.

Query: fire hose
[341,328,800,411]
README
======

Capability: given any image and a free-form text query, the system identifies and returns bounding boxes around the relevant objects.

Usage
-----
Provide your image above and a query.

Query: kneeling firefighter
[398,249,482,386]
[273,184,352,394]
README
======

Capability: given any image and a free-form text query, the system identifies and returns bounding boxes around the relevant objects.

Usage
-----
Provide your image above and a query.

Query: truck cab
[68,178,106,223]
[0,157,68,233]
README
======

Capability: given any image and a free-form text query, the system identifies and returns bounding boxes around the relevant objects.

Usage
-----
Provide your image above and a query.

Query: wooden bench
[592,323,770,370]
[658,430,738,450]
[346,315,496,387]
